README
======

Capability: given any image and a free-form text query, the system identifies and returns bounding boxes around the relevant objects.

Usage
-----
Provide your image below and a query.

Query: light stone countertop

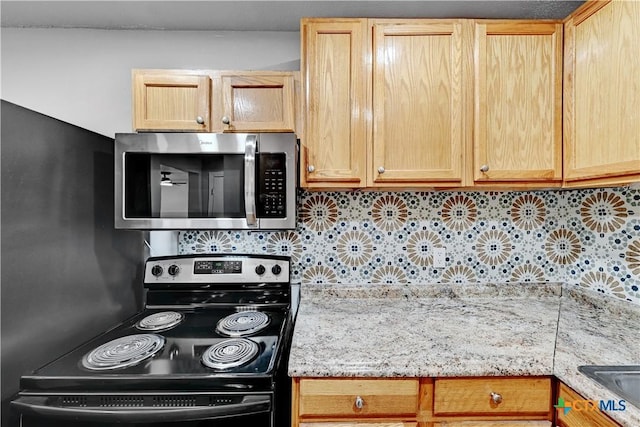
[288,282,640,426]
[554,286,640,427]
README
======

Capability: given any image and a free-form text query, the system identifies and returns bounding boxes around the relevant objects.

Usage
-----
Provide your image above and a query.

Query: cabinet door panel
[371,21,464,187]
[474,21,562,183]
[564,0,640,184]
[133,73,210,132]
[219,73,295,132]
[302,19,368,188]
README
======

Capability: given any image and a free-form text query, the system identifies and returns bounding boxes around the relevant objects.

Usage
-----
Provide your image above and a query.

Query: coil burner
[201,338,259,370]
[136,311,184,332]
[81,334,165,371]
[216,311,270,337]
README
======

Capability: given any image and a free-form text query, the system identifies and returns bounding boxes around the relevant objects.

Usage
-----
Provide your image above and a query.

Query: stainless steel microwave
[114,132,297,230]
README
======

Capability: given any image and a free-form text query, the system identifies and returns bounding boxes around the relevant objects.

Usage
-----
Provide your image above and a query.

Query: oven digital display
[193,260,242,274]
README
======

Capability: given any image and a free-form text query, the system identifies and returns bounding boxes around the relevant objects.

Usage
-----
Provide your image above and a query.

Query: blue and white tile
[178,186,640,303]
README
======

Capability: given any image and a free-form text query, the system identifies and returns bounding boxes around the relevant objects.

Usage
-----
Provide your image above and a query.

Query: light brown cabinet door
[370,20,465,187]
[474,21,563,185]
[301,18,369,188]
[133,71,210,132]
[563,0,640,186]
[214,72,295,132]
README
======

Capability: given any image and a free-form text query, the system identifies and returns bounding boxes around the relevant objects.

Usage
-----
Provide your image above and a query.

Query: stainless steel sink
[578,365,640,409]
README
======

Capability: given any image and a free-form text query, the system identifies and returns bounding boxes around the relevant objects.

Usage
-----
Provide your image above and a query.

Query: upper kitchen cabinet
[473,21,563,187]
[211,71,297,133]
[301,18,467,189]
[301,18,368,189]
[133,70,211,132]
[132,69,300,134]
[563,0,640,187]
[370,20,466,188]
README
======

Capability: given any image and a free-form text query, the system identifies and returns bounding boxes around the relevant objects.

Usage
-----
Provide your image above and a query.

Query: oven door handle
[11,394,271,423]
[244,134,258,228]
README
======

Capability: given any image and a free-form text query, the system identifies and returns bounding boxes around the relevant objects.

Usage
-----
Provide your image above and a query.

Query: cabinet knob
[490,392,503,405]
[307,165,315,173]
[480,164,490,173]
[378,166,385,174]
[222,116,231,125]
[354,395,364,410]
[196,116,205,125]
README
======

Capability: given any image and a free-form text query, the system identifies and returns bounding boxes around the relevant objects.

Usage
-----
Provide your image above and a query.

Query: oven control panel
[144,256,290,284]
[194,260,242,275]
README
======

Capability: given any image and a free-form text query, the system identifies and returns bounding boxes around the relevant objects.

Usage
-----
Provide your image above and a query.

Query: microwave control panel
[257,153,286,218]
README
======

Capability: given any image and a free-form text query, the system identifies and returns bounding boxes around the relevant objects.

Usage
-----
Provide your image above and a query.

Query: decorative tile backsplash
[179,186,640,304]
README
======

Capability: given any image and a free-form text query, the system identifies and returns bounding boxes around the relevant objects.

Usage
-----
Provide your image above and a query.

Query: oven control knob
[255,265,266,275]
[151,265,163,277]
[168,264,180,276]
[271,264,282,275]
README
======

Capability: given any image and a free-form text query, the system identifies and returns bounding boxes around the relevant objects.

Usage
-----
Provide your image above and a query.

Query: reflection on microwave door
[114,132,297,230]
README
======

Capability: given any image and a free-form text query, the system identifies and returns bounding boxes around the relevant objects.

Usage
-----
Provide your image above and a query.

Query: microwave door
[244,134,258,228]
[115,132,297,230]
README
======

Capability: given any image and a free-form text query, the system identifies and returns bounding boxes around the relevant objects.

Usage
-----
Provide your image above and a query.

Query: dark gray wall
[1,100,144,427]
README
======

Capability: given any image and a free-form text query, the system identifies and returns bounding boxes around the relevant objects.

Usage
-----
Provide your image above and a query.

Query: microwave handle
[244,135,258,227]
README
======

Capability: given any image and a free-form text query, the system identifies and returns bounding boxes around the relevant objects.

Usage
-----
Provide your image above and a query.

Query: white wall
[1,28,300,137]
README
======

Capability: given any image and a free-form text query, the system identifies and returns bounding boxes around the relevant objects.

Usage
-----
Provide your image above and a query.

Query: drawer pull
[354,395,364,410]
[490,392,503,405]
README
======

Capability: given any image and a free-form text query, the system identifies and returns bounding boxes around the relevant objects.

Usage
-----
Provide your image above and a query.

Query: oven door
[13,394,272,427]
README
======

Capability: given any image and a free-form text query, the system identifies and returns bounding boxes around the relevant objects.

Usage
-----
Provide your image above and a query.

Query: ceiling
[1,1,585,32]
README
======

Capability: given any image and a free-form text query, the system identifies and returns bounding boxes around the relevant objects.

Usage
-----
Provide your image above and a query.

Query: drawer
[434,422,551,426]
[298,378,419,417]
[433,377,552,416]
[300,423,417,427]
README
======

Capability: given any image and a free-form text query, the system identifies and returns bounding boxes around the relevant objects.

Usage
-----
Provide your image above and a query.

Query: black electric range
[11,254,294,427]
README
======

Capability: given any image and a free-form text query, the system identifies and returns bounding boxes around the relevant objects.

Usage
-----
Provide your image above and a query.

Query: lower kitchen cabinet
[292,377,554,427]
[555,382,620,427]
